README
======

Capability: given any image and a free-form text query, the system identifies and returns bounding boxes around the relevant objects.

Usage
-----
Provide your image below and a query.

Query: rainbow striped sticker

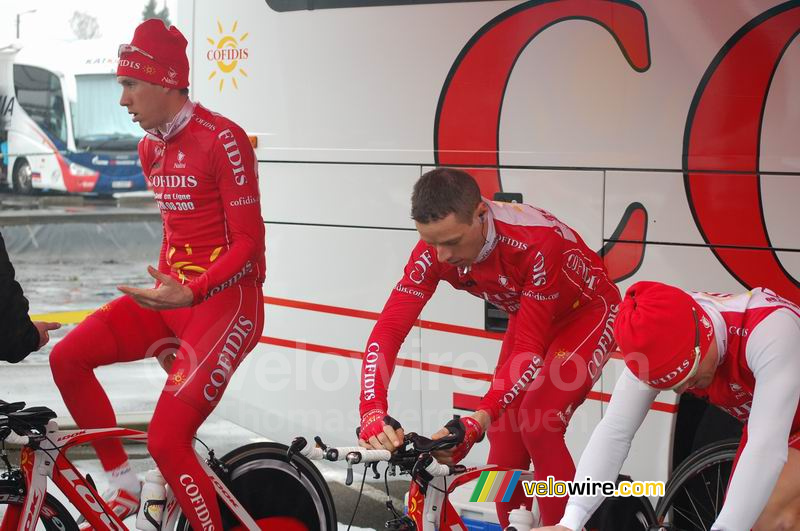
[470,470,522,503]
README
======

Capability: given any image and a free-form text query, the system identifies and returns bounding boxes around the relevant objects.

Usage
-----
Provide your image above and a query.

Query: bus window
[13,64,67,146]
[73,74,141,151]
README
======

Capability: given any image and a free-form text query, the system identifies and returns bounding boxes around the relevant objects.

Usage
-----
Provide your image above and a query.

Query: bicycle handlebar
[290,432,465,485]
[419,455,451,477]
[296,440,324,460]
[292,437,392,463]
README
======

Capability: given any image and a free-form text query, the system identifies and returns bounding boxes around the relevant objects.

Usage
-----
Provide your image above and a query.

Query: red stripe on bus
[265,296,381,321]
[264,296,503,340]
[456,390,675,413]
[418,320,502,340]
[259,336,677,413]
[260,336,491,381]
[453,392,482,411]
[260,336,362,360]
[264,295,625,357]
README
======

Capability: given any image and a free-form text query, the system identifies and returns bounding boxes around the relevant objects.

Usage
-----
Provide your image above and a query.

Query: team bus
[3,38,147,195]
[176,0,798,525]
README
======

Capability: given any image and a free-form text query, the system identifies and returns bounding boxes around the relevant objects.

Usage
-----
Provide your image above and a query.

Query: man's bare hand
[118,266,194,310]
[359,424,404,452]
[33,321,61,349]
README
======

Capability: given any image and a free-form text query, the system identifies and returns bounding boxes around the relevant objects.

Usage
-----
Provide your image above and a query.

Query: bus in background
[5,39,147,195]
[0,45,17,182]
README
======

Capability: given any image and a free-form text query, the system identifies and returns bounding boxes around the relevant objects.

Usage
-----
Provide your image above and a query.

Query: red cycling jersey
[360,199,618,421]
[138,101,266,303]
[688,288,800,430]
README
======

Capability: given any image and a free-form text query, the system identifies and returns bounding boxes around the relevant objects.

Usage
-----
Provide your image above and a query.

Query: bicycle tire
[588,492,656,530]
[0,483,79,531]
[653,439,739,531]
[175,442,337,531]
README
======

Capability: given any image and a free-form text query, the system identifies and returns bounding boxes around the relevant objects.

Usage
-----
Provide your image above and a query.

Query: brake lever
[345,451,363,486]
[314,436,328,452]
[287,437,305,461]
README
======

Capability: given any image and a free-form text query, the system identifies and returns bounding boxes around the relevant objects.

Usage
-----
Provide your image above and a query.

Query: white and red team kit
[560,289,800,531]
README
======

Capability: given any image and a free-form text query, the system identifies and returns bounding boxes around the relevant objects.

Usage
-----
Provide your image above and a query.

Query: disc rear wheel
[175,442,337,530]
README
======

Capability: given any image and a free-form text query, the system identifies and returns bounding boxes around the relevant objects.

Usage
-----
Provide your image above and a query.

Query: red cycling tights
[487,289,619,527]
[50,286,264,531]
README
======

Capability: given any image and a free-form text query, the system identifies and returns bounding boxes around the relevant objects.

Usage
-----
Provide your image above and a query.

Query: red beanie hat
[613,281,714,390]
[117,19,189,89]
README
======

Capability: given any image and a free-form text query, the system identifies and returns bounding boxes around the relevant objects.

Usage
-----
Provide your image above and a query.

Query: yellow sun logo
[172,370,186,385]
[207,21,249,92]
[555,349,569,358]
[168,244,223,282]
[408,497,417,515]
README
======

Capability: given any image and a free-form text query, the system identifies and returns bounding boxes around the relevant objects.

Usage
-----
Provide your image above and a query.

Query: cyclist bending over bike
[49,19,265,531]
[536,281,800,531]
[357,168,620,527]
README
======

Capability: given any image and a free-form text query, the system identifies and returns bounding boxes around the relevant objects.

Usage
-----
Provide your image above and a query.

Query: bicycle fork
[2,420,126,531]
[12,429,52,531]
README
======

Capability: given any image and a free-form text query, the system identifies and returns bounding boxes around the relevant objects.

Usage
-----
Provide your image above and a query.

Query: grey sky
[2,0,179,44]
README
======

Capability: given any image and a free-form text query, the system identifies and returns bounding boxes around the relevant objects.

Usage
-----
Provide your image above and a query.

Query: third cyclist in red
[357,168,620,526]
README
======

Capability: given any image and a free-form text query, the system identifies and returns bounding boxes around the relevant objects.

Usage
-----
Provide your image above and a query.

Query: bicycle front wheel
[0,483,78,531]
[654,439,738,531]
[176,442,337,531]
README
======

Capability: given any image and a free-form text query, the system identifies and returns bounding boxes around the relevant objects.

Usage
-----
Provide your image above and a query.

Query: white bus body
[176,0,799,519]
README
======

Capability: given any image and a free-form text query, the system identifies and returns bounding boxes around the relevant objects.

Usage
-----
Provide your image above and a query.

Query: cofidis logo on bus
[206,20,249,92]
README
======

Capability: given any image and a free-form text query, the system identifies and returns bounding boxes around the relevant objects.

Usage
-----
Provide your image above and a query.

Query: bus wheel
[12,159,33,194]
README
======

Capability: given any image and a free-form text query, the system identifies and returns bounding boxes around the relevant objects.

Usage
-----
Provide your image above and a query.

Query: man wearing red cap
[536,281,800,531]
[50,19,265,530]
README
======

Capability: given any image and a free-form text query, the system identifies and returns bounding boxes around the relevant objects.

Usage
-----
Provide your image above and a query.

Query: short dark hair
[179,88,189,96]
[411,168,482,224]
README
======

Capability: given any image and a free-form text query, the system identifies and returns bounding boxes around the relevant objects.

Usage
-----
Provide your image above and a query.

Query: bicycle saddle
[0,400,26,415]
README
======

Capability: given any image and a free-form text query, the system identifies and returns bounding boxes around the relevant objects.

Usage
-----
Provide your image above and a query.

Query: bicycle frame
[1,419,260,531]
[405,464,534,530]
